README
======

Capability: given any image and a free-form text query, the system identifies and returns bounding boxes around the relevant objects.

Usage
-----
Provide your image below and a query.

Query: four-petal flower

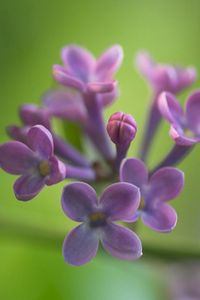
[158,90,200,146]
[0,125,66,200]
[53,44,122,96]
[61,182,142,266]
[120,158,184,232]
[136,51,196,94]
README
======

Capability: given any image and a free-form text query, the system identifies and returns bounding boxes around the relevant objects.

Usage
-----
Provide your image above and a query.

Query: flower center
[139,197,145,210]
[38,160,51,177]
[184,128,194,138]
[89,212,107,228]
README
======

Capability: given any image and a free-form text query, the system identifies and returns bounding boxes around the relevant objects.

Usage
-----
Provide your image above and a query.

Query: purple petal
[19,104,51,129]
[153,65,179,92]
[101,223,142,260]
[170,125,200,146]
[95,45,123,81]
[158,92,183,125]
[176,66,197,92]
[120,158,148,189]
[0,141,36,175]
[27,125,54,159]
[100,183,140,222]
[87,80,117,94]
[63,224,99,266]
[45,156,66,185]
[43,89,87,122]
[97,86,119,107]
[53,65,85,92]
[149,167,184,202]
[14,173,45,201]
[61,45,95,83]
[185,90,200,135]
[7,125,29,144]
[142,203,177,232]
[61,182,98,222]
[135,51,155,81]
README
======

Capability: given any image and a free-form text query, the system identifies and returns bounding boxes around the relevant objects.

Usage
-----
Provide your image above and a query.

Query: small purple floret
[136,51,196,94]
[158,90,200,146]
[0,125,66,200]
[61,182,142,266]
[120,158,184,232]
[53,44,123,95]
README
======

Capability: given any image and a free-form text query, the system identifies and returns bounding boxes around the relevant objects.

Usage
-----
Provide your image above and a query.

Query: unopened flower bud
[107,112,137,145]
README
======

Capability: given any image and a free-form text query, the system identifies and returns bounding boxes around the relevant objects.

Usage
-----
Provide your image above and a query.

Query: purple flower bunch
[0,45,198,266]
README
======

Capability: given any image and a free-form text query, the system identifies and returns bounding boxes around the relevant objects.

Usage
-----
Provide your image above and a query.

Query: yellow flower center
[89,212,106,228]
[139,197,145,210]
[184,128,194,138]
[38,160,51,177]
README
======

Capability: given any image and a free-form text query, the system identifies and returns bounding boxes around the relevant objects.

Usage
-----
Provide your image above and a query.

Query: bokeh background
[1,0,200,299]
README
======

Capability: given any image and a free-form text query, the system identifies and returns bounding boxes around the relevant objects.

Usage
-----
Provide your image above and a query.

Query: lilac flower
[136,51,196,94]
[120,158,184,232]
[43,87,119,122]
[53,44,123,94]
[61,182,142,266]
[159,90,200,146]
[8,104,91,168]
[107,112,137,169]
[136,51,196,162]
[43,89,87,123]
[52,45,122,161]
[0,125,66,200]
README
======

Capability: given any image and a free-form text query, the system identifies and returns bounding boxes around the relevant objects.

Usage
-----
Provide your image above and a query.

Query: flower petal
[14,173,45,201]
[95,45,123,81]
[149,167,184,202]
[87,80,117,94]
[176,66,197,92]
[158,92,183,125]
[0,141,36,175]
[63,224,99,266]
[100,183,140,222]
[97,86,119,107]
[120,158,148,188]
[61,45,95,83]
[101,223,142,260]
[185,90,200,135]
[45,156,66,185]
[27,125,54,159]
[43,89,87,122]
[53,65,85,92]
[142,203,177,232]
[170,125,200,146]
[135,51,155,81]
[19,104,51,129]
[7,125,29,144]
[61,182,98,222]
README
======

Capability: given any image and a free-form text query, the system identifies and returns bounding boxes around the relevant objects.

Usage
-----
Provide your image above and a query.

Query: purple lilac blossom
[158,90,200,146]
[120,158,184,232]
[136,51,196,162]
[61,182,142,266]
[43,89,88,123]
[53,44,123,94]
[52,45,123,160]
[136,51,196,94]
[8,104,91,167]
[107,112,137,169]
[0,125,66,201]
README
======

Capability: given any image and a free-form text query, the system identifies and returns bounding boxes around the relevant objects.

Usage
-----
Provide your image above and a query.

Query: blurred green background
[1,0,200,299]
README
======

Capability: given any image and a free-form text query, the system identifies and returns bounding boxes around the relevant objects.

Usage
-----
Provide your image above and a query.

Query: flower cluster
[0,45,199,266]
